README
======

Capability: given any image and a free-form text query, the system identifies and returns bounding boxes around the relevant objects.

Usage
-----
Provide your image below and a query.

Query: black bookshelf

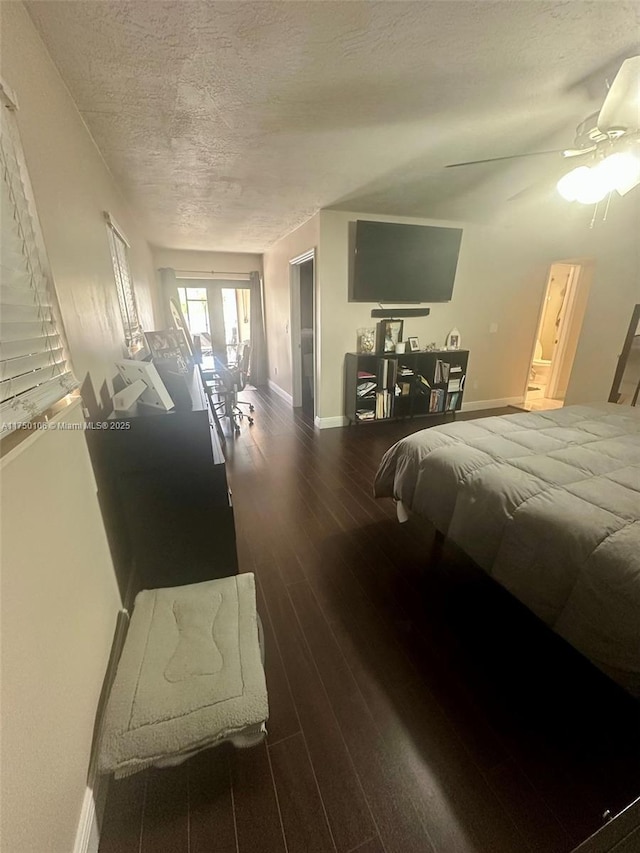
[345,349,469,425]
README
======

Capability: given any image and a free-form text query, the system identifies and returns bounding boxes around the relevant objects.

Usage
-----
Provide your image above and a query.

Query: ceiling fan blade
[563,146,597,158]
[446,149,565,168]
[597,55,640,132]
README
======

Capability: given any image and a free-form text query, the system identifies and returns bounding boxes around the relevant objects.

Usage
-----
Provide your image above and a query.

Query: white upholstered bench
[98,573,268,779]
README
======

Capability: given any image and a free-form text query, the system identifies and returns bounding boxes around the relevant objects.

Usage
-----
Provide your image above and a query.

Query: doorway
[290,250,316,417]
[178,281,251,367]
[523,262,586,412]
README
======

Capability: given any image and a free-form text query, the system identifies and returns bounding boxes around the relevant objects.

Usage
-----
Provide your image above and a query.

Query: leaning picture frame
[408,336,420,352]
[376,319,404,353]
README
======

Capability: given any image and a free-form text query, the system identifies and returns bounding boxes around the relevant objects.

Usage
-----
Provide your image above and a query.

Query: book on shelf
[434,360,450,384]
[356,409,375,421]
[357,380,377,397]
[416,373,431,389]
[375,389,393,419]
[447,378,462,392]
[357,370,376,380]
[445,392,460,412]
[398,365,414,377]
[377,357,398,390]
[429,388,445,413]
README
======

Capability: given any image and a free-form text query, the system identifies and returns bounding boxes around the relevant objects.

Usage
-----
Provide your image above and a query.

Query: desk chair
[207,344,255,434]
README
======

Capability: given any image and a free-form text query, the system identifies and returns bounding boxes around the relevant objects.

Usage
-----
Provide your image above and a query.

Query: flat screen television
[352,220,463,303]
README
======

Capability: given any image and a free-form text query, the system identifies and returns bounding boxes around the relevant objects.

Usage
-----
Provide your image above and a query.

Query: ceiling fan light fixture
[574,168,611,204]
[597,151,640,195]
[557,166,592,201]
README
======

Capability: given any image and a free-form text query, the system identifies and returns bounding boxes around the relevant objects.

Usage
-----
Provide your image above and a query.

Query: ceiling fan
[446,56,640,201]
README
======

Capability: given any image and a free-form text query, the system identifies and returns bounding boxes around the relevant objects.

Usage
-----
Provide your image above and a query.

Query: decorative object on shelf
[408,336,420,352]
[395,342,406,354]
[376,319,404,353]
[145,329,191,373]
[357,327,376,353]
[445,327,461,349]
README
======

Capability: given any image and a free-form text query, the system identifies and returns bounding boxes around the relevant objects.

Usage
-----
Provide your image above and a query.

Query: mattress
[374,404,640,689]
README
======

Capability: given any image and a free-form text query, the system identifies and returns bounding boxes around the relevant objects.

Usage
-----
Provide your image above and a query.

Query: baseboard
[314,415,348,429]
[73,783,103,853]
[461,396,524,413]
[268,379,293,406]
[74,609,130,853]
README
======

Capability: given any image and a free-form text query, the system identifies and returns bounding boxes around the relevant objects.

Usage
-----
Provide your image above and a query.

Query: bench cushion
[99,573,268,777]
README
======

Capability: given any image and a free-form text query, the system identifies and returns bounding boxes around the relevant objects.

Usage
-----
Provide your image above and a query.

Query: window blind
[105,215,143,350]
[0,91,76,431]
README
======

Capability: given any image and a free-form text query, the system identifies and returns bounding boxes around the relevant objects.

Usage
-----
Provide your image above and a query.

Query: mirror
[609,304,640,406]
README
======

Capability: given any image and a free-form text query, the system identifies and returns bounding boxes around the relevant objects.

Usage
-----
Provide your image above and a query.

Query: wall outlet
[489,322,498,334]
[274,366,278,375]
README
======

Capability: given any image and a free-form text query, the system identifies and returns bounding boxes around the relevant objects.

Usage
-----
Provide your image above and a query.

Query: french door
[177,280,251,366]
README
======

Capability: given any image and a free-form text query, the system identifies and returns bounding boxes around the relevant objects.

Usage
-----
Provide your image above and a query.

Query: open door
[290,250,316,416]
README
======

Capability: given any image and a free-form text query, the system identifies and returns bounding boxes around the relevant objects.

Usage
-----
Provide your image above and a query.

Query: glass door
[177,281,251,368]
[177,286,212,354]
[221,287,251,366]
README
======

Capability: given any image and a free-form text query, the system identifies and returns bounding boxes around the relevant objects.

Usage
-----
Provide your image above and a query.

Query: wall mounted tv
[352,220,463,303]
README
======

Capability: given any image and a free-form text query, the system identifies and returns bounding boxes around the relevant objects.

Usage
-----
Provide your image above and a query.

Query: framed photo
[445,327,461,350]
[408,336,420,352]
[145,329,191,373]
[356,327,376,353]
[376,319,404,353]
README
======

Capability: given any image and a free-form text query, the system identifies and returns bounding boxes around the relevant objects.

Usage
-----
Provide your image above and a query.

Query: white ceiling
[26,1,640,252]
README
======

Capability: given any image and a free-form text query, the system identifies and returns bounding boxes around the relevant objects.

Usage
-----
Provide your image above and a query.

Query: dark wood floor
[99,389,640,853]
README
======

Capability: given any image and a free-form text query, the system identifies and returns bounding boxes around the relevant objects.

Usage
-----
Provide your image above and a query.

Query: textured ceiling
[25,1,640,252]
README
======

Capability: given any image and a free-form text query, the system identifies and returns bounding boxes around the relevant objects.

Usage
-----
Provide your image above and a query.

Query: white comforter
[374,404,640,688]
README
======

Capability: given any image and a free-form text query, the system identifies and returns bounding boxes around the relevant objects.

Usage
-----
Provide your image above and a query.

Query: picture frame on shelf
[356,327,376,353]
[408,336,420,352]
[376,319,404,353]
[445,327,461,349]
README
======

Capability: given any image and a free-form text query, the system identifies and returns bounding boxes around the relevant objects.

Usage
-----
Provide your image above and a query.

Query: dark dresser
[92,367,237,599]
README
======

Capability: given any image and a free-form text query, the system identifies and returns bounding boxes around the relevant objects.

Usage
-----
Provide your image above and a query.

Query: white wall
[262,215,319,399]
[1,404,121,853]
[152,248,262,278]
[317,209,543,421]
[2,3,161,410]
[316,196,640,423]
[0,5,161,851]
[564,212,640,405]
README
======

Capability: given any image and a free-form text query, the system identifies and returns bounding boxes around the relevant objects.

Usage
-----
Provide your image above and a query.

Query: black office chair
[207,344,255,434]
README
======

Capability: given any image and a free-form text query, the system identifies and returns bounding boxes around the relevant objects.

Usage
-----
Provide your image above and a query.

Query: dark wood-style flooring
[99,389,640,853]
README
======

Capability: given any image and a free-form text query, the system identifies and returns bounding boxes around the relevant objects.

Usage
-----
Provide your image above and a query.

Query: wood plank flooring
[99,389,640,853]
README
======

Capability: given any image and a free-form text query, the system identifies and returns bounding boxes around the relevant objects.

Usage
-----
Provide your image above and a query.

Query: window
[0,81,76,432]
[104,213,144,353]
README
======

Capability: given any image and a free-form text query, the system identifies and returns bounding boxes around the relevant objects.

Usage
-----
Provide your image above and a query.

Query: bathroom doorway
[524,262,587,411]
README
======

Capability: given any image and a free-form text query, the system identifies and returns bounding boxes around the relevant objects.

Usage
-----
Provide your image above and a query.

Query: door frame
[523,261,584,402]
[547,264,580,399]
[289,249,316,410]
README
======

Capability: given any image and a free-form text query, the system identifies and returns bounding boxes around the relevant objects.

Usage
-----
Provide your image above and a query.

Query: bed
[374,403,640,693]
